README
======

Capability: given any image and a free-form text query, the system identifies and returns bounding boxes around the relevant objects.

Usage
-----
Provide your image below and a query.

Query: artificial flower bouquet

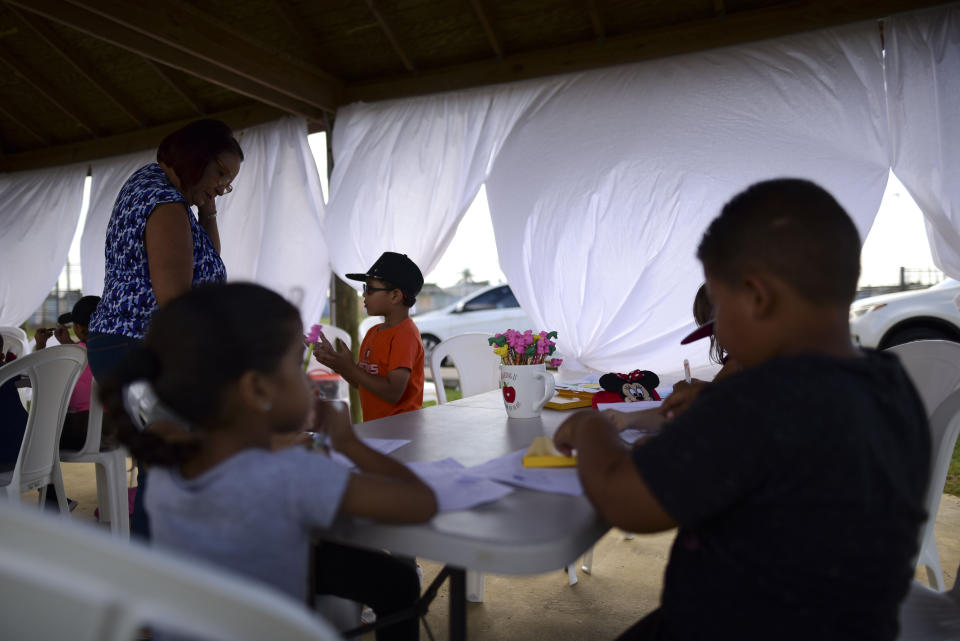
[489,329,558,365]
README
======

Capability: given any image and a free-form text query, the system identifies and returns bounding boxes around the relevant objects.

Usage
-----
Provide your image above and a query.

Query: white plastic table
[321,389,609,640]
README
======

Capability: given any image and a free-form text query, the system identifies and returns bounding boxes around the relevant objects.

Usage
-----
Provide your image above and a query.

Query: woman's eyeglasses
[215,158,234,194]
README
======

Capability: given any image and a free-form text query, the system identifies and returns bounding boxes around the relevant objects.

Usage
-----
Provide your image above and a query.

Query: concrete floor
[35,461,960,641]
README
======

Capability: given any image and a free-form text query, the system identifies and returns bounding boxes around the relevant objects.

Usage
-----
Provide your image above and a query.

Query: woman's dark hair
[692,283,725,365]
[157,119,244,196]
[100,283,301,467]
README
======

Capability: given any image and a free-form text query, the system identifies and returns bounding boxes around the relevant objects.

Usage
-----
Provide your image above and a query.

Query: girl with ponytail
[103,282,436,641]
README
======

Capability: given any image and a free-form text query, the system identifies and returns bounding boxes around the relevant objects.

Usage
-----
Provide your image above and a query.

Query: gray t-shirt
[146,447,351,602]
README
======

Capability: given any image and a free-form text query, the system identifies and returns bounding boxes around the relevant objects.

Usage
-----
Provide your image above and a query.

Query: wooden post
[325,114,364,424]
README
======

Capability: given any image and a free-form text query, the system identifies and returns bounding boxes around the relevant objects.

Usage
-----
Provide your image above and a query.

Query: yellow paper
[522,436,577,467]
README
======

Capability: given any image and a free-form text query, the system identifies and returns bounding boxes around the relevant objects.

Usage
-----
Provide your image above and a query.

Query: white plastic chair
[0,345,86,515]
[59,379,130,538]
[897,563,960,640]
[0,326,29,358]
[910,388,960,591]
[887,341,960,590]
[429,332,501,404]
[0,504,343,641]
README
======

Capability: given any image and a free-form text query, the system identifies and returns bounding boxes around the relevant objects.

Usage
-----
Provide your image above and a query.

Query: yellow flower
[493,346,509,357]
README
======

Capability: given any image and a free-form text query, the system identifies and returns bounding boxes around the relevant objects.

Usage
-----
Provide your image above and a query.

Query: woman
[87,118,243,539]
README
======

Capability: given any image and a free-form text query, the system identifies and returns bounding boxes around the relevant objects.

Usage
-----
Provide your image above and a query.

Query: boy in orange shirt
[315,252,425,422]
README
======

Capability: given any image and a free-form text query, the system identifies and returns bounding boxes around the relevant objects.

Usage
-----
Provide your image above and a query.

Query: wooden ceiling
[0,0,948,173]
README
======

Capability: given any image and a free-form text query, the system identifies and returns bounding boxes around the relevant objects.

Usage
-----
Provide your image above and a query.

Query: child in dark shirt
[554,178,930,641]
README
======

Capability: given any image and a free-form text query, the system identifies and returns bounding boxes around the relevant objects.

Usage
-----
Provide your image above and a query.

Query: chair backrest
[0,505,342,641]
[918,388,960,559]
[886,340,960,416]
[0,345,86,492]
[322,325,352,351]
[430,333,501,404]
[0,326,29,358]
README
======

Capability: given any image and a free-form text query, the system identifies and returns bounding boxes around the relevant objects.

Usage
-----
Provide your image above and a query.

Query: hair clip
[122,380,191,432]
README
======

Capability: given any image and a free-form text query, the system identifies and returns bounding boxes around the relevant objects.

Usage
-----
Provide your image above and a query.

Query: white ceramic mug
[500,364,556,419]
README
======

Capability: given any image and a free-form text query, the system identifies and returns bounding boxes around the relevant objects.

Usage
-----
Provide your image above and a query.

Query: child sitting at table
[554,178,930,641]
[314,252,425,422]
[102,282,437,641]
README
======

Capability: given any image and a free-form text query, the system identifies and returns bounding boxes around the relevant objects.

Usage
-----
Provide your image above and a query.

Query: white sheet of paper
[467,449,583,496]
[406,458,514,512]
[596,400,663,412]
[330,438,411,467]
[620,428,657,444]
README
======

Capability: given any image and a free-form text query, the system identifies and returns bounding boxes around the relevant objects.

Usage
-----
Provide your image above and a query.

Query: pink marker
[683,359,691,384]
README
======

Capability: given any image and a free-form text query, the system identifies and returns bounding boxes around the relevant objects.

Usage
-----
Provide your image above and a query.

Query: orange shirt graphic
[357,317,425,421]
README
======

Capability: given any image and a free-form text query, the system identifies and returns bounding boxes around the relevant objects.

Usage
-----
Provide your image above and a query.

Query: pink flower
[549,358,563,368]
[305,324,323,344]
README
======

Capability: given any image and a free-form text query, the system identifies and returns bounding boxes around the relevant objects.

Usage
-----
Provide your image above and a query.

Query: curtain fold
[83,150,155,296]
[325,81,566,287]
[485,21,891,376]
[219,116,329,323]
[884,5,960,279]
[0,164,87,326]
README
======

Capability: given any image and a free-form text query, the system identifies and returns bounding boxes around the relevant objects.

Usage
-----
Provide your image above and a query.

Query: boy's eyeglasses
[215,158,234,194]
[363,284,394,295]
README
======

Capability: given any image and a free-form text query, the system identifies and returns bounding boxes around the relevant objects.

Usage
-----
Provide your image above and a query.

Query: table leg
[449,567,467,641]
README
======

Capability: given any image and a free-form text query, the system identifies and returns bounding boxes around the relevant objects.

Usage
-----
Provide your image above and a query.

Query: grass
[422,386,462,409]
[947,440,960,497]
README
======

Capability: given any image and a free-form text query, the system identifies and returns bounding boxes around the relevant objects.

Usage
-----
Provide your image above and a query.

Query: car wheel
[421,334,441,362]
[882,325,958,349]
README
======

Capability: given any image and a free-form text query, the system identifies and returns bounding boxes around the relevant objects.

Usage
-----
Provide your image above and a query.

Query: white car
[359,283,534,359]
[850,278,960,348]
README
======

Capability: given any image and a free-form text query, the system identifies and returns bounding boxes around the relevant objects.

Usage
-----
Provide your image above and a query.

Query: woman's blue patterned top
[89,163,226,339]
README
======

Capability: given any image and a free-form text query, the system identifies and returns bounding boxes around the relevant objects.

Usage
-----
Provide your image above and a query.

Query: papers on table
[620,428,657,444]
[406,458,514,512]
[595,400,662,413]
[467,449,583,496]
[331,437,411,468]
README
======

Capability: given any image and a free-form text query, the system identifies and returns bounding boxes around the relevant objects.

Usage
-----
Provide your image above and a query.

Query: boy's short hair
[57,295,101,326]
[697,179,861,306]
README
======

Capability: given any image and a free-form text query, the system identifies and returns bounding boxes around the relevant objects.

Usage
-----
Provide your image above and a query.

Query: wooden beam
[8,5,149,128]
[470,0,503,59]
[0,103,283,173]
[0,103,51,147]
[364,0,415,72]
[586,0,605,40]
[344,0,947,104]
[144,59,205,116]
[714,0,727,18]
[0,40,100,137]
[7,0,337,119]
[71,0,340,112]
[273,0,330,69]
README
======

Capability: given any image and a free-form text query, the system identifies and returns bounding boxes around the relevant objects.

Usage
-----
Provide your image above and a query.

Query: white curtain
[0,165,87,326]
[82,149,155,296]
[325,81,565,287]
[885,5,960,279]
[485,22,891,376]
[80,117,328,324]
[219,117,329,323]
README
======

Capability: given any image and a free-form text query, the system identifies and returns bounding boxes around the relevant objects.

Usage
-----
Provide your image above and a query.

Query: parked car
[359,283,535,360]
[850,278,960,348]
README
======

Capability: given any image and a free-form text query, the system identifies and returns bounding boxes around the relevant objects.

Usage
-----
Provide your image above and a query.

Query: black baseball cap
[346,252,424,299]
[58,295,101,326]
